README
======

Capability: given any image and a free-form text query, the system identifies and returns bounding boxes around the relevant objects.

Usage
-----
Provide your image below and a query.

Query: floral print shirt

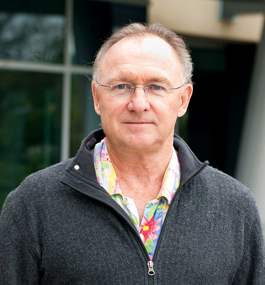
[93,138,180,260]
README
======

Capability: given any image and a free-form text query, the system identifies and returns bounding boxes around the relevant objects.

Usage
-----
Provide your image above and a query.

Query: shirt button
[74,165,80,170]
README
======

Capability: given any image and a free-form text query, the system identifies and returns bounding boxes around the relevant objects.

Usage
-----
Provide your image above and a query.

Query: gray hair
[92,22,193,85]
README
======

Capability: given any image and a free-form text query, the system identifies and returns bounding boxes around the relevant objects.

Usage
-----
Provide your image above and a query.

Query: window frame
[0,0,93,161]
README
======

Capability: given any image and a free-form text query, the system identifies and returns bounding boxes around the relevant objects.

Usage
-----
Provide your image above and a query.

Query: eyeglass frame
[95,80,186,98]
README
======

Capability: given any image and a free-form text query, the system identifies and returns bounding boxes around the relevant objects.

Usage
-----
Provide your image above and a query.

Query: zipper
[144,161,208,284]
[147,260,155,285]
[147,261,155,276]
[152,161,209,263]
[65,158,208,284]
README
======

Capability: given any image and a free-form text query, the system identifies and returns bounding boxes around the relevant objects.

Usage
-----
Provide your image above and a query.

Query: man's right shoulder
[3,158,74,209]
[26,158,73,183]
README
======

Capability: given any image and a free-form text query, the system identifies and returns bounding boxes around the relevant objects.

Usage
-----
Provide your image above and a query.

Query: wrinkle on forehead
[105,35,178,61]
[99,35,182,82]
[118,35,179,61]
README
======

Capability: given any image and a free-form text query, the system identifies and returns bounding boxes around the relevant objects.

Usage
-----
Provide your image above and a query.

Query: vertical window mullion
[61,0,74,161]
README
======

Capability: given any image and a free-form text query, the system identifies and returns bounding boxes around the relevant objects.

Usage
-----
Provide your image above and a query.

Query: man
[0,23,264,284]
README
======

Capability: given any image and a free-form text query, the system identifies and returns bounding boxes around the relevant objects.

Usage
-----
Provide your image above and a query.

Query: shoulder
[2,159,74,211]
[201,166,251,198]
[20,158,73,191]
[196,166,260,222]
[25,158,73,184]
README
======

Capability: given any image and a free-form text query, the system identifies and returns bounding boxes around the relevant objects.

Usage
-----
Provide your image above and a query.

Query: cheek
[164,107,179,129]
[160,101,179,119]
[169,97,182,117]
[99,99,124,121]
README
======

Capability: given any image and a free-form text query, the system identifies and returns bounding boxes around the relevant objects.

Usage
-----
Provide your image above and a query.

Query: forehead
[99,35,182,81]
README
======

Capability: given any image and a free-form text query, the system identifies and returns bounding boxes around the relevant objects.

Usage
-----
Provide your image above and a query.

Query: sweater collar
[172,134,207,187]
[62,129,207,196]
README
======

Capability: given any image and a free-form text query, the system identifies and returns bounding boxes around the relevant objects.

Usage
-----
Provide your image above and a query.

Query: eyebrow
[107,76,171,84]
[148,77,170,84]
[107,76,128,83]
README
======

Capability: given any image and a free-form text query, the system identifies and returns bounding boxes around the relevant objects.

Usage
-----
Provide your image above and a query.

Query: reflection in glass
[0,70,62,208]
[71,75,101,157]
[73,0,146,65]
[0,12,64,63]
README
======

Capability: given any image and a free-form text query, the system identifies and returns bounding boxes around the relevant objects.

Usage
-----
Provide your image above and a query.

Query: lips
[124,122,153,124]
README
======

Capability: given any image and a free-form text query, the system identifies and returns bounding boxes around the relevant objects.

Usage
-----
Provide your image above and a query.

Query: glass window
[0,70,62,208]
[70,74,101,157]
[73,0,146,65]
[0,12,65,63]
[0,0,147,210]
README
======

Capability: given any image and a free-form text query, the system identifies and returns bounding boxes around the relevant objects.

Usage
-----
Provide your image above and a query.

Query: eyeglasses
[96,81,186,99]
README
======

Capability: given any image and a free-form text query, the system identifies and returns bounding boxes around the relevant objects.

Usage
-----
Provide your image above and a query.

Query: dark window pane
[0,71,62,209]
[73,0,146,65]
[70,75,101,156]
[0,12,65,63]
[0,0,65,15]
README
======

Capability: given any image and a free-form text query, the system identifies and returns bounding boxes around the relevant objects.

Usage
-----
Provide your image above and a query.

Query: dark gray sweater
[0,130,264,284]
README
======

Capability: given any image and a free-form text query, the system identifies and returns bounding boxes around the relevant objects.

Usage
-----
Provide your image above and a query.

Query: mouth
[124,122,153,125]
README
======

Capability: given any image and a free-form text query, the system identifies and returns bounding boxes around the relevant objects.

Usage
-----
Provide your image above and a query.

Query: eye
[114,84,129,90]
[149,84,165,91]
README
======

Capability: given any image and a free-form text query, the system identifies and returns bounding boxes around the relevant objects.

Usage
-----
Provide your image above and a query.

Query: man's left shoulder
[199,166,258,214]
[202,166,248,191]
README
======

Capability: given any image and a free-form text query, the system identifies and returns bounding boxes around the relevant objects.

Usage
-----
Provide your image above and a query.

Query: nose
[127,87,150,113]
[133,86,148,92]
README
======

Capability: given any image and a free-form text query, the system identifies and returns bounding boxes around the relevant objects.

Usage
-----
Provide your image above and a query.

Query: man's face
[92,35,193,154]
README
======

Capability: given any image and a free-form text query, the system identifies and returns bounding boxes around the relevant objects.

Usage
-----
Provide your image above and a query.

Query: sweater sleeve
[0,192,41,284]
[232,195,265,284]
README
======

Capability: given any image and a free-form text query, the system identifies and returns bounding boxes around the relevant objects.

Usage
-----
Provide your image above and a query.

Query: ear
[177,83,193,117]
[91,80,101,115]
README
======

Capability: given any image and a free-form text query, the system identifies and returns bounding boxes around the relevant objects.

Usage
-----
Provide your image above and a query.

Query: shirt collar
[158,149,180,205]
[93,138,181,204]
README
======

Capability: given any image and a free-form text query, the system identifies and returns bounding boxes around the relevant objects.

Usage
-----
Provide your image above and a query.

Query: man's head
[93,22,193,85]
[91,22,193,154]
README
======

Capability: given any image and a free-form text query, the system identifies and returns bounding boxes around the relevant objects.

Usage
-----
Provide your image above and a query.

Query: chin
[122,136,160,152]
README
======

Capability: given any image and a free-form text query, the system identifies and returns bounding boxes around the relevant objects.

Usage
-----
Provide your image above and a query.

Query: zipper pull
[147,261,155,276]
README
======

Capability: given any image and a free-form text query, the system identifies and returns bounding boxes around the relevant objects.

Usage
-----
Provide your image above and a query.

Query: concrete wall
[148,0,264,42]
[236,19,265,234]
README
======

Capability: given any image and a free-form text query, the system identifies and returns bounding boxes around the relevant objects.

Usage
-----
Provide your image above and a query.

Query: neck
[105,136,174,221]
[105,137,174,198]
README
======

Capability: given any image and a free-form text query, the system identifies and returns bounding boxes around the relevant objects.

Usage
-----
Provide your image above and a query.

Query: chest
[39,192,242,284]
